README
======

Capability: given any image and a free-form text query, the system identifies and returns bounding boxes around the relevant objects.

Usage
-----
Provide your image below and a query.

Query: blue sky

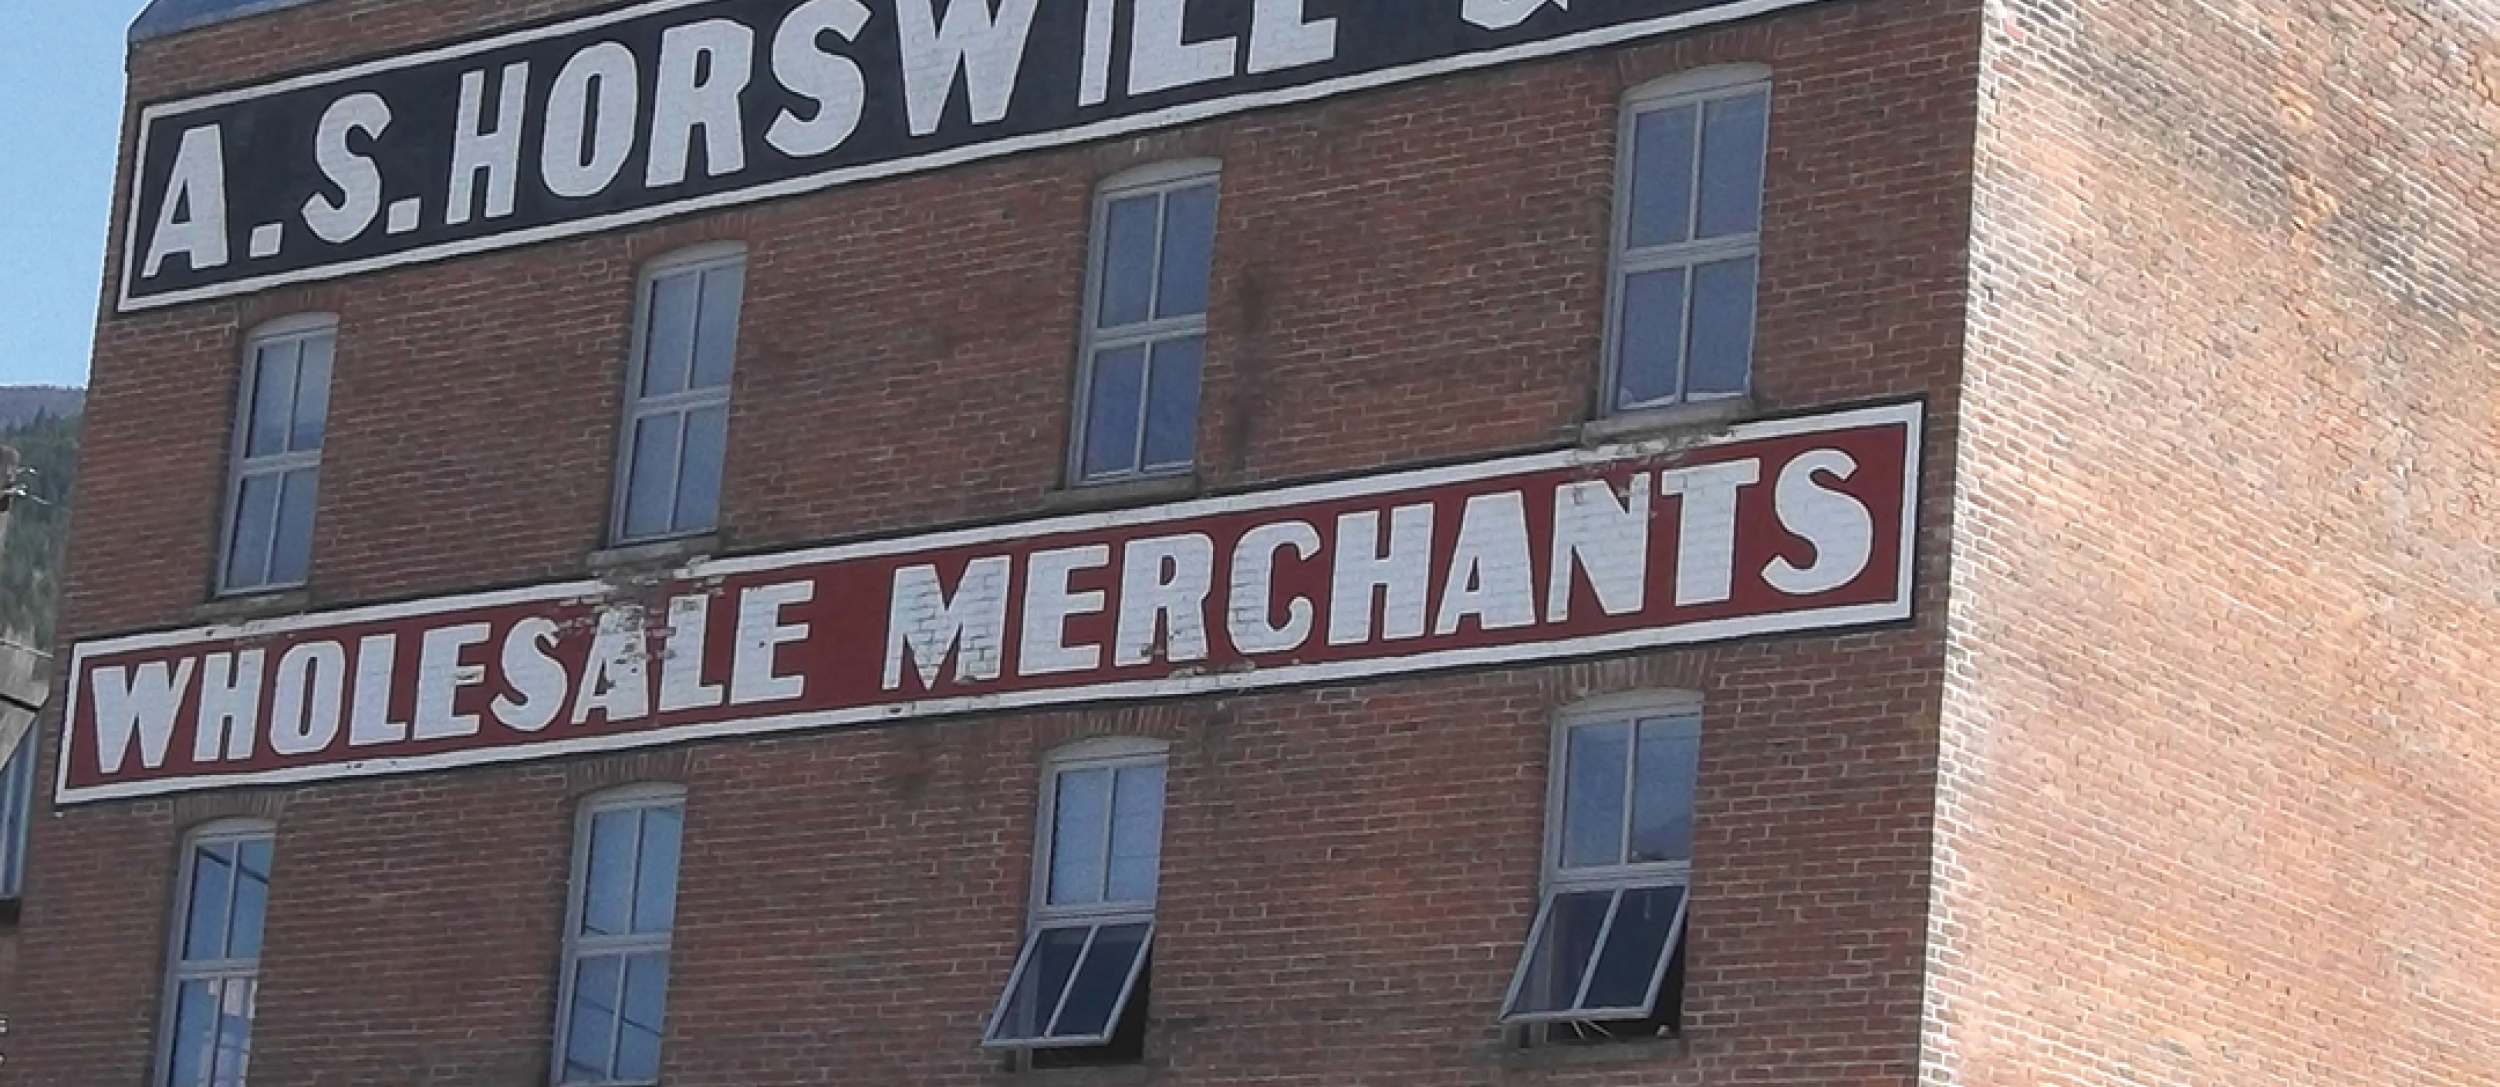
[1,2,146,388]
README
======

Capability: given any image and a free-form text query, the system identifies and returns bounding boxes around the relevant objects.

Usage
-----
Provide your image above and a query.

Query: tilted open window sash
[1502,884,1688,1021]
[984,920,1155,1048]
[986,746,1166,1050]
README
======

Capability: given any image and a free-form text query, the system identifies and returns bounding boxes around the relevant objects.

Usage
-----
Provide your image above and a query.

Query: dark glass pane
[1614,270,1688,410]
[1627,105,1698,249]
[1685,257,1757,398]
[1583,886,1686,1011]
[564,954,625,1081]
[1697,92,1769,238]
[1106,764,1165,904]
[641,271,701,398]
[1631,720,1702,864]
[268,469,318,586]
[996,926,1091,1041]
[1140,337,1202,472]
[633,806,683,936]
[227,838,273,961]
[1154,184,1217,319]
[226,472,281,590]
[1513,890,1616,1015]
[1080,347,1147,481]
[1561,724,1630,869]
[1048,768,1111,907]
[168,979,217,1087]
[209,977,256,1086]
[290,334,333,452]
[184,842,236,960]
[582,810,638,937]
[690,263,744,390]
[246,341,298,459]
[1097,195,1159,328]
[622,414,684,540]
[615,952,670,1080]
[1051,922,1150,1040]
[672,405,727,535]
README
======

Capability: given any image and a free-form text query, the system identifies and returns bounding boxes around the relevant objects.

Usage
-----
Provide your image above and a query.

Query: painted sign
[56,401,1921,804]
[119,0,1831,311]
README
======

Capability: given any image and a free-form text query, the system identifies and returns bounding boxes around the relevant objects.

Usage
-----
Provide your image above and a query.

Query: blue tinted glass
[582,810,638,937]
[1513,890,1614,1015]
[209,978,256,1086]
[1097,196,1159,328]
[184,842,236,960]
[1106,764,1165,903]
[1154,184,1217,319]
[226,472,281,589]
[633,806,683,936]
[1631,721,1702,864]
[1614,269,1688,410]
[169,979,218,1087]
[623,413,684,540]
[672,406,727,535]
[641,272,700,398]
[1052,922,1149,1040]
[690,263,744,390]
[1627,105,1698,249]
[1583,885,1685,1011]
[1697,92,1768,238]
[1141,338,1202,472]
[226,838,274,961]
[995,926,1090,1041]
[1081,347,1147,481]
[290,334,333,452]
[564,955,624,1081]
[615,952,670,1080]
[1048,768,1112,906]
[1686,257,1757,398]
[268,468,318,586]
[246,341,298,459]
[1561,724,1630,869]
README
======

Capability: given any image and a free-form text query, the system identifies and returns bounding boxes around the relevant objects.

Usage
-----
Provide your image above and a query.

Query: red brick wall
[1929,0,2500,1083]
[14,0,1984,1083]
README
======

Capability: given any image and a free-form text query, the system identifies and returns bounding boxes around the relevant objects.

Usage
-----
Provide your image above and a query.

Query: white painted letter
[1660,460,1763,607]
[768,0,871,158]
[1328,504,1435,646]
[448,62,531,225]
[1115,534,1214,668]
[413,623,491,741]
[1765,450,1876,596]
[885,558,1012,691]
[894,0,1043,136]
[1434,492,1537,636]
[1548,475,1650,622]
[647,19,754,187]
[349,634,412,747]
[1079,0,1117,105]
[1228,521,1320,655]
[572,607,652,725]
[192,650,265,764]
[1130,0,1238,95]
[493,617,567,732]
[658,595,728,713]
[1249,0,1336,74]
[143,125,230,277]
[89,659,196,775]
[543,42,641,199]
[303,93,393,244]
[268,642,347,757]
[732,581,814,705]
[1021,545,1110,676]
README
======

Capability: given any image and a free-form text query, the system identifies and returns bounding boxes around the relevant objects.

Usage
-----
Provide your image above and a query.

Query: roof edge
[129,0,330,44]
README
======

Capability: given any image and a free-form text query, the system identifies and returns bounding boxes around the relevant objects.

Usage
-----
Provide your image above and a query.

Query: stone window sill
[193,589,312,625]
[588,534,721,573]
[1579,398,1756,447]
[1493,1033,1691,1070]
[1039,474,1202,514]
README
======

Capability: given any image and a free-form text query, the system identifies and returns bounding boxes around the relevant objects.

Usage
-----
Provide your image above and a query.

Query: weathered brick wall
[1931,0,2500,1083]
[15,0,1984,1084]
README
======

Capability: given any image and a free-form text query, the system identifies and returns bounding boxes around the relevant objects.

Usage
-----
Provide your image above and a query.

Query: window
[614,247,745,544]
[219,316,334,594]
[1603,69,1770,415]
[554,786,685,1086]
[1502,696,1701,1035]
[0,731,33,900]
[156,820,276,1087]
[984,738,1167,1056]
[1070,164,1218,485]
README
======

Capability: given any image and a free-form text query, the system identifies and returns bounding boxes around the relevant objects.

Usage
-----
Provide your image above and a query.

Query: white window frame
[1067,161,1221,487]
[983,736,1168,1049]
[1501,692,1703,1025]
[216,314,336,595]
[0,730,33,899]
[552,784,687,1087]
[1599,66,1772,418]
[153,818,277,1087]
[610,244,746,545]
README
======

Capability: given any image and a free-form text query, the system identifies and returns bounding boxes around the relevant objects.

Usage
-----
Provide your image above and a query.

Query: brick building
[5,0,2494,1085]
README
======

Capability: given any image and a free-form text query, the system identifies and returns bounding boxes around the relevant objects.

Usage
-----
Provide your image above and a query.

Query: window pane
[1614,269,1688,410]
[1631,720,1702,864]
[290,334,333,453]
[184,842,236,961]
[1051,922,1149,1040]
[632,806,683,936]
[209,978,256,1087]
[246,341,298,459]
[614,952,670,1080]
[268,468,318,587]
[622,413,685,541]
[1685,257,1757,399]
[1097,195,1160,329]
[690,263,744,390]
[1627,105,1698,249]
[671,405,727,535]
[1582,885,1686,1011]
[1140,337,1202,472]
[582,809,638,938]
[1048,768,1112,907]
[1106,764,1165,904]
[169,979,219,1087]
[225,473,282,590]
[1080,346,1147,481]
[226,838,274,961]
[641,272,701,398]
[1561,723,1630,869]
[995,925,1091,1041]
[1512,890,1615,1016]
[1697,92,1769,239]
[563,954,625,1082]
[1154,184,1217,319]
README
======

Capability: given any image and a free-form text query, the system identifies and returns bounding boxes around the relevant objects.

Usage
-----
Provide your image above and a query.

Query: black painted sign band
[120,0,1820,312]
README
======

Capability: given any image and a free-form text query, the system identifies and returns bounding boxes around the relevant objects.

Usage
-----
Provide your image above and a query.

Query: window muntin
[0,732,32,899]
[1504,702,1701,1024]
[1071,165,1218,485]
[986,743,1166,1049]
[157,821,276,1087]
[554,787,685,1086]
[614,248,744,544]
[1604,73,1770,415]
[219,318,334,594]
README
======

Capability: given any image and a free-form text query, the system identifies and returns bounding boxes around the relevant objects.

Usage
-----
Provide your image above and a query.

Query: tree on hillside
[1,410,79,650]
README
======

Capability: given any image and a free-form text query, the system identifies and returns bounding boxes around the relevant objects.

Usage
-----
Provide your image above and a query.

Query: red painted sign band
[57,401,1921,804]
